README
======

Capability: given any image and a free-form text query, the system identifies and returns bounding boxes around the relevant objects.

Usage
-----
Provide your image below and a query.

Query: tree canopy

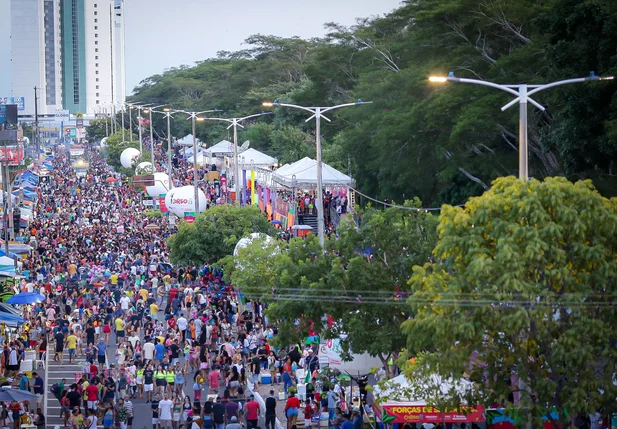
[168,205,275,265]
[230,203,438,375]
[128,0,617,205]
[405,176,617,426]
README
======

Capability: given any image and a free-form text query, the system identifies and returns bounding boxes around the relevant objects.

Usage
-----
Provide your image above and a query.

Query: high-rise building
[61,0,123,115]
[0,0,125,116]
[9,0,63,116]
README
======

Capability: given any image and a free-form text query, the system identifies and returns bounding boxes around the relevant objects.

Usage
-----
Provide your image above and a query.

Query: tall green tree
[405,176,617,426]
[231,203,438,376]
[168,205,275,265]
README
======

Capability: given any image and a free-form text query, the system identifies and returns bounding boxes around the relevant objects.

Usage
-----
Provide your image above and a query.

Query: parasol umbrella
[0,387,38,401]
[106,177,117,183]
[7,292,46,305]
[144,224,159,230]
[270,220,282,226]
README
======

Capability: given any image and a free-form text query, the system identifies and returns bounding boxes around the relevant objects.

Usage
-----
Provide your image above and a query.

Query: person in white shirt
[158,395,173,428]
[177,315,188,342]
[120,294,130,313]
[143,340,155,362]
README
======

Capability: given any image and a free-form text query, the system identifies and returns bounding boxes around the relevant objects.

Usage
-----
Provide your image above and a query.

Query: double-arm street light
[152,108,175,186]
[127,103,150,153]
[198,112,272,206]
[145,105,166,169]
[179,109,222,215]
[429,71,614,180]
[262,99,373,245]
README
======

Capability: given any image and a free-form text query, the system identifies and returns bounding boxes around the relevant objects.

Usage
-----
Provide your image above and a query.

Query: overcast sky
[124,0,403,93]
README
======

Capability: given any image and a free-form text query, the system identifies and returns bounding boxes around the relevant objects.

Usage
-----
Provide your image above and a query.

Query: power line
[350,187,465,212]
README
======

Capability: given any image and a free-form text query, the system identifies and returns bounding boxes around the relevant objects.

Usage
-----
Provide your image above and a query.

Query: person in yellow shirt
[109,273,118,286]
[68,262,77,277]
[65,330,78,363]
[150,302,158,317]
[115,317,125,345]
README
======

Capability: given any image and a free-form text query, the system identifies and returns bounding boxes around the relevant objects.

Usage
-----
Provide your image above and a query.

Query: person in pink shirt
[208,365,221,391]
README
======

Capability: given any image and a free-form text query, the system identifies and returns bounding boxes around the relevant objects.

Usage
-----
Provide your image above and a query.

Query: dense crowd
[2,145,359,429]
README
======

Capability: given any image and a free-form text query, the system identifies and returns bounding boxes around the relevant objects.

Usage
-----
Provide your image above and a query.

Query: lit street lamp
[429,71,614,180]
[263,99,373,245]
[179,109,222,215]
[198,112,272,206]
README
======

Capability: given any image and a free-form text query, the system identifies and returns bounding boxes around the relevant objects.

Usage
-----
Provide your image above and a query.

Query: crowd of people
[0,144,363,429]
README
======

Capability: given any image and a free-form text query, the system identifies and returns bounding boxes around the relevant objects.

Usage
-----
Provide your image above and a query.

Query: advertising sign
[159,194,168,213]
[0,145,25,166]
[381,404,485,424]
[0,97,25,111]
[184,212,196,224]
[55,110,70,120]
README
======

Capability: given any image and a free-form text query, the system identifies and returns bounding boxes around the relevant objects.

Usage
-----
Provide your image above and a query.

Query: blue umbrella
[0,387,38,401]
[271,220,283,225]
[7,292,45,305]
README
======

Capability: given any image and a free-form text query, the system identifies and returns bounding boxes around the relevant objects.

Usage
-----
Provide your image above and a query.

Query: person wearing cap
[245,394,260,429]
[226,415,242,429]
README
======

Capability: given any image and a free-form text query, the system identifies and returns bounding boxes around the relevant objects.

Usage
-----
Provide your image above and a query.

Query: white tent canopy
[273,157,354,187]
[176,134,201,147]
[238,148,278,168]
[204,140,234,156]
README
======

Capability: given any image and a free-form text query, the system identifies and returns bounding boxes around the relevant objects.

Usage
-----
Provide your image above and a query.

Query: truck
[69,145,85,160]
[73,159,89,178]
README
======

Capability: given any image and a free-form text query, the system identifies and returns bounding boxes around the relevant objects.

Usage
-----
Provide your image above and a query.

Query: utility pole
[33,86,39,160]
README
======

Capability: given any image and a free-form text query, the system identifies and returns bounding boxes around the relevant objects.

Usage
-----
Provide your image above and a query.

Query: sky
[124,0,403,94]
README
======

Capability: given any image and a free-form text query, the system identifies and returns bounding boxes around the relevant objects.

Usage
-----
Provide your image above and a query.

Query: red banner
[382,404,485,424]
[159,194,168,213]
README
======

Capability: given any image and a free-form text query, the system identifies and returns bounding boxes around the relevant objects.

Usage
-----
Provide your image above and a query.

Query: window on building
[96,71,99,74]
[95,56,98,60]
[96,100,100,104]
[95,33,98,38]
[96,93,99,97]
[94,3,97,6]
[94,19,98,23]
[95,48,98,52]
[96,85,99,89]
[94,11,97,15]
[94,26,98,30]
[96,78,99,82]
[95,63,99,67]
[95,41,98,45]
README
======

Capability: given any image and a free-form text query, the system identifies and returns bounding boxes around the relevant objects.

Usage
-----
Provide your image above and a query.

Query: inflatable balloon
[164,186,208,217]
[120,148,141,169]
[146,172,171,197]
[233,233,275,257]
[135,162,153,176]
[100,137,108,149]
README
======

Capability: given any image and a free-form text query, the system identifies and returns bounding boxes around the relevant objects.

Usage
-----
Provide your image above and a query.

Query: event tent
[273,157,354,187]
[0,256,15,277]
[176,135,202,147]
[238,148,278,168]
[204,140,235,156]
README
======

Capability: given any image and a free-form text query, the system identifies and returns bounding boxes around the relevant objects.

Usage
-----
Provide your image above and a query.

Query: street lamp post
[429,71,614,180]
[198,112,271,206]
[180,109,222,215]
[146,105,165,170]
[128,103,150,155]
[263,99,372,245]
[121,103,125,142]
[153,108,175,186]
